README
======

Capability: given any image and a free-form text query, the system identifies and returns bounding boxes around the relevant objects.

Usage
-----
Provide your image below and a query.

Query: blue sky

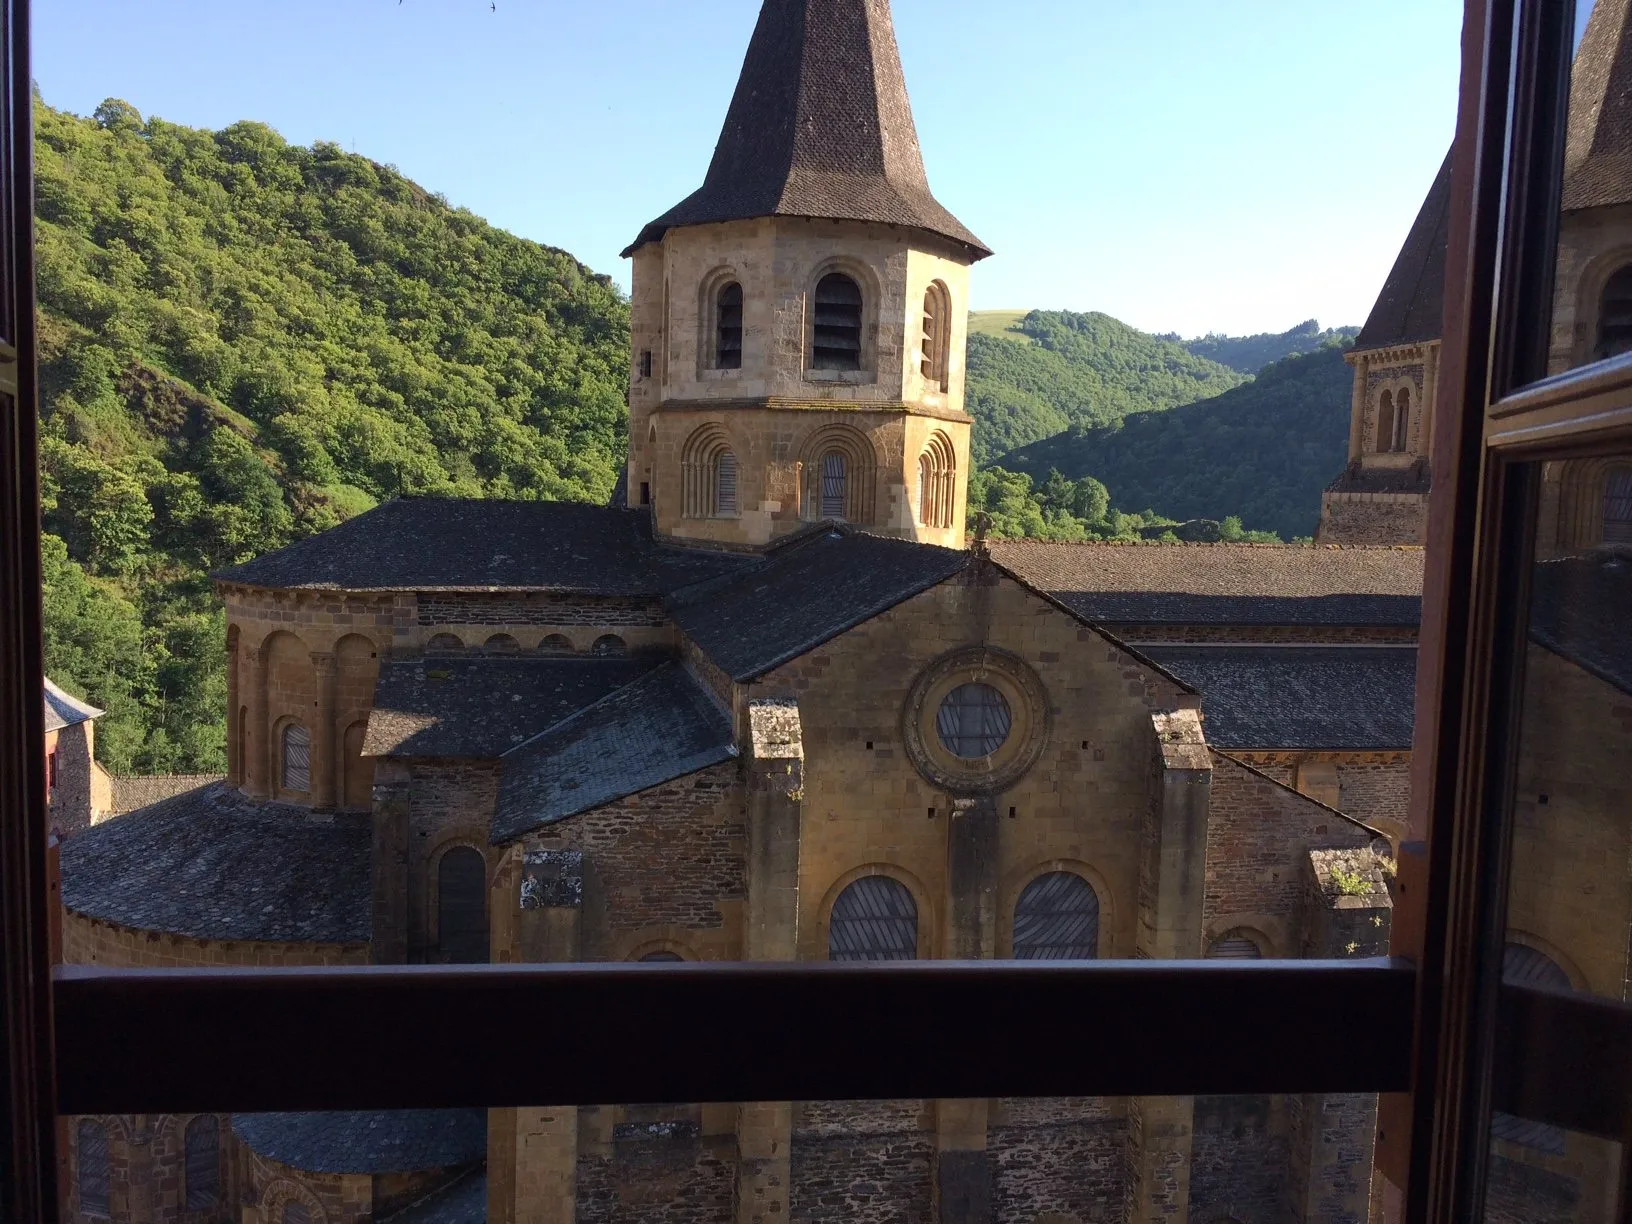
[35,1,1462,337]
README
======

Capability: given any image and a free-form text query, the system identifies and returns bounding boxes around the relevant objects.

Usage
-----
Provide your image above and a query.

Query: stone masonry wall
[1187,1096,1290,1224]
[792,1102,934,1224]
[576,1128,737,1224]
[1315,497,1427,547]
[989,1098,1128,1224]
[1115,625,1418,646]
[61,909,368,968]
[405,760,503,963]
[417,593,669,628]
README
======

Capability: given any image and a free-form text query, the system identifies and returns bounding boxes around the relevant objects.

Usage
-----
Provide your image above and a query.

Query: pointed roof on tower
[1353,150,1454,351]
[624,0,989,259]
[1564,0,1632,211]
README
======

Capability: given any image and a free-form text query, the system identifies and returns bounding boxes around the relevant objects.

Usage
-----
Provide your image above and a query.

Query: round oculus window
[935,683,1013,759]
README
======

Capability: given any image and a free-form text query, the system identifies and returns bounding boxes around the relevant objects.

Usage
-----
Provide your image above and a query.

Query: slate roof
[1564,0,1632,211]
[231,1111,485,1175]
[989,541,1424,628]
[365,656,660,759]
[1324,459,1433,496]
[672,529,969,681]
[1529,554,1632,695]
[383,1170,487,1224]
[44,677,101,732]
[1142,646,1419,751]
[493,662,736,844]
[214,498,752,595]
[108,774,224,815]
[625,0,988,258]
[1354,150,1453,351]
[59,783,371,944]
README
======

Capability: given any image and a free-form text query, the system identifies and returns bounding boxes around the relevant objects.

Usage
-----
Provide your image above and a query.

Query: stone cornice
[654,397,974,425]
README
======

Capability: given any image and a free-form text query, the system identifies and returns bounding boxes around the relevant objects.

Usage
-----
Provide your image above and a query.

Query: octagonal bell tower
[623,0,990,550]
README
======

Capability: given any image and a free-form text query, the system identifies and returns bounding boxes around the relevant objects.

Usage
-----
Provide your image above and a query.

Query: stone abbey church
[50,2,1632,1224]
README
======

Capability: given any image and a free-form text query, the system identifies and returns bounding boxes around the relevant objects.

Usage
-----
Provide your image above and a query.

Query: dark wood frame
[4,1,1631,1222]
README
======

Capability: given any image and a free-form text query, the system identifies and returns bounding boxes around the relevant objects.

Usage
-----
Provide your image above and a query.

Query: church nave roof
[232,1110,486,1176]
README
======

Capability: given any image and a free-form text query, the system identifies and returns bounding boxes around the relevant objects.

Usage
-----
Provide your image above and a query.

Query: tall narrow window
[917,432,956,528]
[828,875,917,961]
[820,451,848,519]
[1594,264,1632,361]
[281,724,311,792]
[77,1119,110,1218]
[1013,872,1100,959]
[715,282,743,370]
[917,452,931,524]
[811,273,863,371]
[185,1115,220,1210]
[1376,390,1396,454]
[437,845,489,964]
[1603,469,1632,545]
[1393,387,1411,452]
[1489,944,1573,1152]
[921,282,950,391]
[714,450,738,516]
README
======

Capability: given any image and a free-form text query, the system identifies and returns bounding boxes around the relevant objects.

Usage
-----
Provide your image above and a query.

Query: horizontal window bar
[56,958,1415,1113]
[1494,980,1632,1140]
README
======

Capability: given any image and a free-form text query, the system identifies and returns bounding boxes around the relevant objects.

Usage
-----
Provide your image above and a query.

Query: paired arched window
[484,633,520,654]
[1377,389,1410,453]
[539,634,574,655]
[281,724,311,792]
[715,282,743,370]
[77,1119,110,1217]
[1013,872,1100,959]
[828,875,917,961]
[917,431,957,528]
[1594,264,1632,361]
[1207,931,1264,959]
[1603,468,1632,545]
[681,426,741,519]
[921,281,951,391]
[591,634,628,657]
[185,1115,220,1210]
[437,846,489,964]
[1491,943,1573,1152]
[812,273,864,371]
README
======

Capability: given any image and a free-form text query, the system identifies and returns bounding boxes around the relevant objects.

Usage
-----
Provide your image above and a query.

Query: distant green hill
[996,343,1354,541]
[1174,318,1359,375]
[964,310,1247,463]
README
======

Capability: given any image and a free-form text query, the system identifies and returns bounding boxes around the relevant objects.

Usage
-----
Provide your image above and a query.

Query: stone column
[309,651,337,810]
[491,850,584,1224]
[1288,849,1392,1224]
[242,646,269,799]
[126,1116,154,1224]
[738,701,804,1224]
[1127,709,1211,1224]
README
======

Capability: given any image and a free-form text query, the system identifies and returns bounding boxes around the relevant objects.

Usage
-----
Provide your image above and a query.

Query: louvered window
[714,451,738,516]
[185,1114,220,1210]
[1013,872,1100,960]
[281,724,310,792]
[1595,265,1632,361]
[1392,388,1411,452]
[1490,943,1572,1153]
[1207,933,1263,959]
[283,1202,310,1224]
[819,452,847,519]
[811,273,863,371]
[77,1119,110,1218]
[1603,469,1632,544]
[438,846,489,965]
[716,282,743,370]
[828,875,917,961]
[935,683,1012,759]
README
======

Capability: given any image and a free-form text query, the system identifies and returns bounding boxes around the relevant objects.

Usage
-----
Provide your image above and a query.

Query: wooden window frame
[1,3,1626,1223]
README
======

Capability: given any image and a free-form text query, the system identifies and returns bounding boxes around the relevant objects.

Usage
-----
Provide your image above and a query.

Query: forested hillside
[998,343,1353,540]
[964,310,1247,463]
[36,97,630,772]
[1176,318,1358,374]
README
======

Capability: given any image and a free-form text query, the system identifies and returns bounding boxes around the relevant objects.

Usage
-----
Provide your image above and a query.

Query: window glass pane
[1482,447,1632,1219]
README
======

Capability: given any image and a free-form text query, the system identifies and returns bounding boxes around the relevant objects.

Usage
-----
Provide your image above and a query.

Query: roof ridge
[498,660,683,761]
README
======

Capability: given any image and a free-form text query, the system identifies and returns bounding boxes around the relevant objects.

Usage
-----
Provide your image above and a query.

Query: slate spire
[625,0,988,258]
[1565,0,1632,210]
[1354,150,1453,351]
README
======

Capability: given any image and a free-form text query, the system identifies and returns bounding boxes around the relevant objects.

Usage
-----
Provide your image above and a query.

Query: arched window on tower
[716,281,743,370]
[1594,264,1632,361]
[1603,468,1632,545]
[77,1119,110,1218]
[1013,872,1100,959]
[812,273,863,371]
[1392,388,1411,452]
[682,426,740,520]
[281,724,311,792]
[185,1115,220,1210]
[828,875,917,961]
[1376,390,1396,454]
[1491,943,1574,1151]
[917,432,956,528]
[437,846,489,964]
[820,451,848,519]
[921,282,951,392]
